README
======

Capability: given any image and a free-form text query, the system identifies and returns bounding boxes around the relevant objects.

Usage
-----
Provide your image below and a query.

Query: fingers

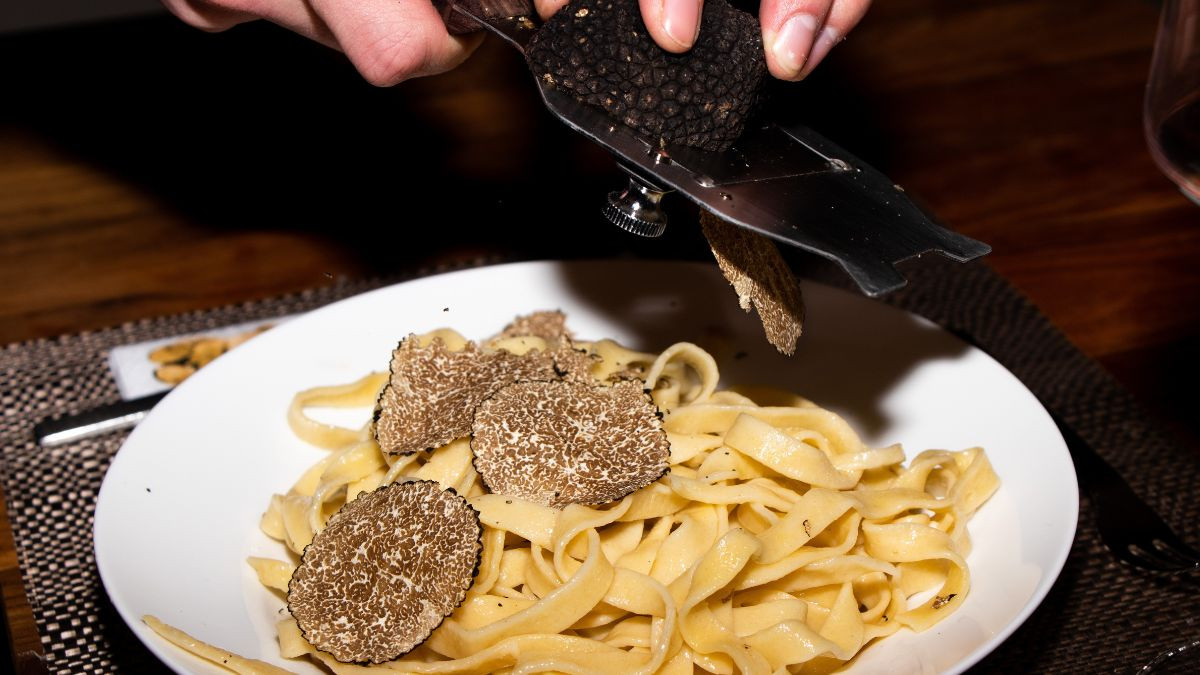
[539,0,705,53]
[799,0,870,77]
[533,0,569,20]
[308,0,484,85]
[639,0,704,52]
[163,0,338,49]
[161,0,257,32]
[760,0,870,80]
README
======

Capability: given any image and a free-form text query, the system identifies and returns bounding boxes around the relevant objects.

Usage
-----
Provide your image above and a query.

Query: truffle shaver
[433,0,990,296]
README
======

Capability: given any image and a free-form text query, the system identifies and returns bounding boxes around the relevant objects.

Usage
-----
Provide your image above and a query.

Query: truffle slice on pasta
[286,480,482,664]
[497,310,572,342]
[550,345,601,381]
[494,310,599,381]
[471,379,670,508]
[373,336,558,455]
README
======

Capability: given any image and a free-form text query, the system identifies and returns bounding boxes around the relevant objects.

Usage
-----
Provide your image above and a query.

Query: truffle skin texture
[526,0,767,152]
[471,380,670,508]
[374,337,558,455]
[287,481,483,664]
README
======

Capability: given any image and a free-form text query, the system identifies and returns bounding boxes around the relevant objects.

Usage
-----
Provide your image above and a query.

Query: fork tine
[1089,484,1194,572]
[1155,530,1200,562]
[1127,543,1195,572]
[1049,409,1200,574]
[1151,539,1200,567]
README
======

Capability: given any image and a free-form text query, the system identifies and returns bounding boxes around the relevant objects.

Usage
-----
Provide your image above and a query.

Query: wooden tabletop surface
[2,0,1199,669]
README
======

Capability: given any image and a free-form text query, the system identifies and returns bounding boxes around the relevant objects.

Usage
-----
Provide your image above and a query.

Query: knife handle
[33,392,168,447]
[432,0,534,35]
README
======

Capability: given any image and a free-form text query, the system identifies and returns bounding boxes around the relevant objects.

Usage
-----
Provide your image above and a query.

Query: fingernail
[800,25,842,77]
[662,0,702,49]
[771,13,818,78]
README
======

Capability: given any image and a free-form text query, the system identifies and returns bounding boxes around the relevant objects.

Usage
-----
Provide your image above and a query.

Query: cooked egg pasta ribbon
[153,328,1000,673]
[142,616,293,675]
[287,372,387,449]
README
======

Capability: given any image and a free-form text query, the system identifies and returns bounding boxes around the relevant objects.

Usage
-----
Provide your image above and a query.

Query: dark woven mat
[1,258,1197,673]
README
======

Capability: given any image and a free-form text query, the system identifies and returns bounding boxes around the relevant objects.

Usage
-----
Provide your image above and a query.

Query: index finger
[535,0,703,53]
[309,0,484,85]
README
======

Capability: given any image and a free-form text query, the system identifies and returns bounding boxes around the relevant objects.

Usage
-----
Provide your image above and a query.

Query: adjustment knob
[603,173,669,238]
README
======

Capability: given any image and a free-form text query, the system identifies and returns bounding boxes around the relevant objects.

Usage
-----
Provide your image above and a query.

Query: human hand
[160,0,485,85]
[163,0,869,85]
[535,0,872,80]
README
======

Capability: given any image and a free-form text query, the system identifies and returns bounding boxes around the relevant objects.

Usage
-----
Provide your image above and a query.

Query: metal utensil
[435,0,990,297]
[1138,637,1200,673]
[33,392,166,447]
[1051,410,1200,575]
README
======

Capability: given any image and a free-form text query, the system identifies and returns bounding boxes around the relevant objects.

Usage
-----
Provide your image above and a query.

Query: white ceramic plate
[94,260,1078,674]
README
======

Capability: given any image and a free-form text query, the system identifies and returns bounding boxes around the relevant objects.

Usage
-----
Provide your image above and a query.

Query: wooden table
[2,0,1198,669]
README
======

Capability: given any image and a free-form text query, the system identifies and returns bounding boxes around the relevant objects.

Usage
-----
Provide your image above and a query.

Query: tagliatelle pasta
[146,326,999,675]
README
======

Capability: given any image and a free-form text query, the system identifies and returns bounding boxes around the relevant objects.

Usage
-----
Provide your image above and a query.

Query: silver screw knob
[604,172,669,238]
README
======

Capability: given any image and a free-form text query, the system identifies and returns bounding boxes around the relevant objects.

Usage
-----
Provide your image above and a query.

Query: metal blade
[443,0,989,296]
[446,1,538,51]
[536,85,989,297]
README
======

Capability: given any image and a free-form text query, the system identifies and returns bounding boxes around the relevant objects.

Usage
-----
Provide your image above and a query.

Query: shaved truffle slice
[701,210,805,355]
[472,380,670,508]
[605,366,646,383]
[498,310,598,381]
[526,0,767,151]
[374,337,557,454]
[287,481,482,664]
[498,310,572,343]
[551,345,600,381]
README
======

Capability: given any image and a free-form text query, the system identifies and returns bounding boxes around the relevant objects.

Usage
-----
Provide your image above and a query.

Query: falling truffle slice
[526,0,767,152]
[472,379,670,508]
[374,337,557,455]
[287,481,482,664]
[700,210,805,355]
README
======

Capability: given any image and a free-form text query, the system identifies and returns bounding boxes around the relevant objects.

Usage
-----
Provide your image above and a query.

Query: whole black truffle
[526,0,767,152]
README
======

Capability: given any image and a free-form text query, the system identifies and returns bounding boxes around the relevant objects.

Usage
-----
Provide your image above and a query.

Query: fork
[1050,410,1200,575]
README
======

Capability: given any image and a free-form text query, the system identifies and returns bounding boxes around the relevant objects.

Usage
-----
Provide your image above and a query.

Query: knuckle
[352,29,432,86]
[217,0,267,15]
[162,0,243,31]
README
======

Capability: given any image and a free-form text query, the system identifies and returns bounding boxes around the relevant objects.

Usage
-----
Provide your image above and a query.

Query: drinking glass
[1144,0,1200,204]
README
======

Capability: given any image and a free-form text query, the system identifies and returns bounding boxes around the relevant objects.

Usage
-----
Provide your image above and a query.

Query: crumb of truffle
[932,594,957,609]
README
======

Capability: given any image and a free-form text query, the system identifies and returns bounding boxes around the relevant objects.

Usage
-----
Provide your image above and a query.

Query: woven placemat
[1,258,1197,673]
